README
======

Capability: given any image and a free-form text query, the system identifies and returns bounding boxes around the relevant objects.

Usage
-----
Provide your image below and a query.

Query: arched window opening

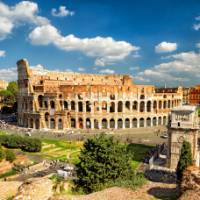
[110,102,115,113]
[118,101,123,112]
[50,101,55,109]
[139,118,144,127]
[125,118,130,128]
[71,101,75,111]
[78,118,83,129]
[38,95,43,108]
[125,101,131,111]
[146,117,151,127]
[50,118,55,129]
[78,102,83,112]
[86,101,91,112]
[64,101,68,110]
[102,119,108,129]
[117,119,123,129]
[86,118,91,129]
[58,119,63,130]
[132,118,137,128]
[140,101,145,112]
[110,119,115,128]
[71,118,76,128]
[147,101,151,112]
[132,101,138,111]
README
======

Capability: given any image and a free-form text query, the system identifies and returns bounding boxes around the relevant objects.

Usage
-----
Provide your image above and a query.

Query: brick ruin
[17,59,183,130]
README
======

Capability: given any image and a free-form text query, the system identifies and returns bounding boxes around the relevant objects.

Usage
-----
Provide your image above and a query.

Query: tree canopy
[75,134,142,193]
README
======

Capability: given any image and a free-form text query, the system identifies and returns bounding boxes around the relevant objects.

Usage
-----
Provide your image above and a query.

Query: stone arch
[86,101,91,112]
[146,117,151,127]
[147,101,151,112]
[125,101,131,111]
[132,118,137,128]
[125,118,130,128]
[118,101,123,112]
[44,101,48,109]
[163,116,167,125]
[71,101,75,111]
[153,117,157,126]
[168,100,171,108]
[30,118,34,128]
[50,100,55,109]
[35,119,40,129]
[58,119,63,130]
[94,119,99,129]
[45,112,49,128]
[71,118,76,128]
[110,102,115,113]
[78,102,83,112]
[140,101,145,112]
[64,101,68,110]
[117,119,123,129]
[110,119,115,129]
[38,95,43,108]
[158,116,162,125]
[102,118,108,129]
[50,118,55,129]
[139,118,144,127]
[153,101,157,112]
[78,118,83,129]
[163,101,167,109]
[132,101,138,111]
[86,118,91,129]
[140,94,145,99]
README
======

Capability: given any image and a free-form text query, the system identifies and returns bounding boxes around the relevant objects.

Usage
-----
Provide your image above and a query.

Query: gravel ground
[52,181,179,200]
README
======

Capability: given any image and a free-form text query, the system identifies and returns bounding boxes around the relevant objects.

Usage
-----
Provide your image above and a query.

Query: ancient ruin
[17,59,183,130]
[167,105,200,169]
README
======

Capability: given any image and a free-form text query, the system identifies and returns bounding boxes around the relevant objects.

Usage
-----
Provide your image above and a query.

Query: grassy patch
[27,139,83,164]
[127,143,154,169]
[0,168,17,179]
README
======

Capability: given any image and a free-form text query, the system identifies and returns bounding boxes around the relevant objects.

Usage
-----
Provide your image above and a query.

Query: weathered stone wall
[17,59,183,131]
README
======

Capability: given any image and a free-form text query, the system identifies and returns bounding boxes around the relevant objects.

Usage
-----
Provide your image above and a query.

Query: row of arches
[37,96,181,113]
[70,116,168,129]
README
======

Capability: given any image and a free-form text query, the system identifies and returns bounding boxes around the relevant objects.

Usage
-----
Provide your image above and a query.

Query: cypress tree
[176,141,193,181]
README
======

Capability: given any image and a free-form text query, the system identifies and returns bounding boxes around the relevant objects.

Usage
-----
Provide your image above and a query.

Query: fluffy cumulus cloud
[0,50,6,57]
[134,51,200,86]
[51,6,74,17]
[99,69,115,74]
[0,1,49,40]
[155,41,177,53]
[29,24,139,66]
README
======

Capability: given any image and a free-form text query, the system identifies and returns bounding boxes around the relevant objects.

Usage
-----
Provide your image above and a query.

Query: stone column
[115,101,118,113]
[107,102,110,113]
[115,119,118,129]
[99,120,102,129]
[122,119,125,129]
[137,101,140,113]
[91,119,94,129]
[137,119,140,128]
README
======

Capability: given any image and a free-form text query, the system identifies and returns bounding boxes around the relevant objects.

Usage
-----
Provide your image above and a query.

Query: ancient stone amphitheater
[17,59,182,130]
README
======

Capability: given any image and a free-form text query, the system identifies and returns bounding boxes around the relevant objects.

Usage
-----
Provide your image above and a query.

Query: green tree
[0,90,15,104]
[176,141,193,181]
[75,134,133,193]
[7,81,18,99]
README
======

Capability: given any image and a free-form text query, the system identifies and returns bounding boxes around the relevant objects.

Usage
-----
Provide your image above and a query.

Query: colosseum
[17,59,183,130]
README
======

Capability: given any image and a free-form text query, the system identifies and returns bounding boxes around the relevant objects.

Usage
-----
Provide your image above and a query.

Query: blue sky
[0,0,200,86]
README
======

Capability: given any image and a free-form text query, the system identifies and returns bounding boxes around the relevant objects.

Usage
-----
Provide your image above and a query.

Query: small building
[167,105,200,170]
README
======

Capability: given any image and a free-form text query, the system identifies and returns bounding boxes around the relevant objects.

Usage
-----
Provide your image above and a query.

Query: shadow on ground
[147,186,180,200]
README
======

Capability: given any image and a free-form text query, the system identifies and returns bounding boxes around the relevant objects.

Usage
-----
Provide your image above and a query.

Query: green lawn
[30,139,83,164]
[127,143,154,169]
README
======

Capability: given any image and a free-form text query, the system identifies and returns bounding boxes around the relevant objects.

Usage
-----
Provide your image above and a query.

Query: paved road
[0,125,168,146]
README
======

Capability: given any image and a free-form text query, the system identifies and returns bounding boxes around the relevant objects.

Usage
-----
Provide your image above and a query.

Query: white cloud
[0,67,17,81]
[0,50,6,57]
[135,51,200,86]
[193,16,200,30]
[29,24,139,66]
[78,67,85,72]
[99,69,115,74]
[51,6,74,17]
[0,1,49,40]
[155,41,177,53]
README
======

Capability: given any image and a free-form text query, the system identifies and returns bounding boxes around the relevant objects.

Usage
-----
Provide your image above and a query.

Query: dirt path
[52,181,179,200]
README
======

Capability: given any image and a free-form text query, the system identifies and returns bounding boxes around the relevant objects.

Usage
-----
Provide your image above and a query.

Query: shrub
[176,141,193,181]
[5,149,16,163]
[21,138,42,152]
[0,146,5,161]
[0,135,41,152]
[74,134,140,193]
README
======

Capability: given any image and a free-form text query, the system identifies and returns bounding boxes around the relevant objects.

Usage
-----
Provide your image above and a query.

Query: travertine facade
[17,59,183,130]
[168,106,200,169]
